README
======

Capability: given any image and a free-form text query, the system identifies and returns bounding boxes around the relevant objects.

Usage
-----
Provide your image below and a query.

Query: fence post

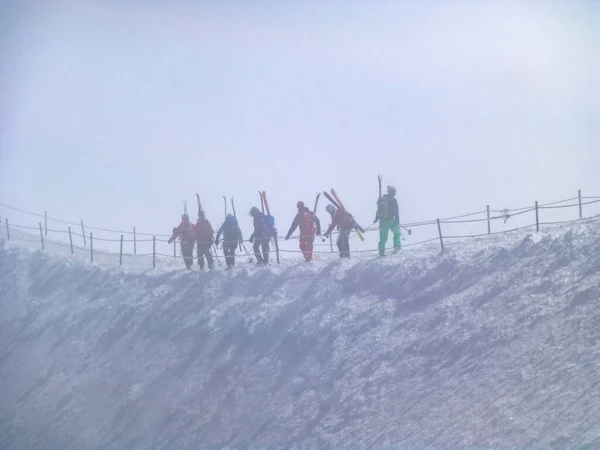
[90,232,94,263]
[68,227,74,254]
[153,236,156,269]
[5,219,9,240]
[133,226,137,255]
[486,205,491,234]
[535,201,539,232]
[81,220,87,246]
[119,235,123,266]
[44,211,48,236]
[578,189,583,219]
[39,222,45,250]
[436,219,444,252]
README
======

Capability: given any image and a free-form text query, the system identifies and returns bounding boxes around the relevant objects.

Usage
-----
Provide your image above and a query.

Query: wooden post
[133,226,137,255]
[578,189,583,219]
[436,218,444,252]
[90,232,94,263]
[153,236,156,269]
[44,211,48,236]
[535,201,539,232]
[39,222,45,250]
[81,220,87,246]
[68,227,74,254]
[5,219,9,240]
[486,205,491,234]
[119,235,123,266]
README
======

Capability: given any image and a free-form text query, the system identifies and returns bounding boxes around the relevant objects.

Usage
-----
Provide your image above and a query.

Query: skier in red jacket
[168,213,195,269]
[193,210,215,270]
[323,204,356,258]
[285,201,321,262]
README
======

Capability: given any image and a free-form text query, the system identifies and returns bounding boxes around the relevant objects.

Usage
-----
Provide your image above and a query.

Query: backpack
[335,208,352,229]
[299,211,316,236]
[376,195,390,220]
[265,214,277,237]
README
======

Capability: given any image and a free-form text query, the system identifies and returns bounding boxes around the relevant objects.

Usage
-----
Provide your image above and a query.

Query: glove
[168,238,173,244]
[324,232,330,238]
[285,236,290,241]
[249,236,254,243]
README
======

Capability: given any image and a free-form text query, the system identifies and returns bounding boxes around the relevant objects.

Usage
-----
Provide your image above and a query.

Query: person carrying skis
[375,185,402,256]
[193,210,215,270]
[285,201,321,262]
[323,204,357,258]
[215,213,243,269]
[168,213,195,269]
[249,206,270,265]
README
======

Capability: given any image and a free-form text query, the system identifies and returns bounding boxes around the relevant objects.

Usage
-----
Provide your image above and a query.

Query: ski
[223,196,227,219]
[259,191,265,214]
[378,174,383,199]
[231,196,246,252]
[195,193,204,218]
[313,192,321,214]
[183,199,188,215]
[260,191,280,264]
[323,191,339,208]
[330,188,365,240]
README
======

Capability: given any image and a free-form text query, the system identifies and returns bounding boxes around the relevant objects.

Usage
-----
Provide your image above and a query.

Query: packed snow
[2,218,600,449]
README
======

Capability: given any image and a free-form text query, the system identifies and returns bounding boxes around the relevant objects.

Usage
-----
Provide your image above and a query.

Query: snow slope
[2,219,600,449]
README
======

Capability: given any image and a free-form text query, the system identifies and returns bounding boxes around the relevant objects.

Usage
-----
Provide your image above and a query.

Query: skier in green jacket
[375,185,401,256]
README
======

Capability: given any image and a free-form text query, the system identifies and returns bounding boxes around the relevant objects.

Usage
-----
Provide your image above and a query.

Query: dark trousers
[197,241,214,269]
[223,242,237,268]
[253,237,270,264]
[181,241,194,269]
[337,229,351,258]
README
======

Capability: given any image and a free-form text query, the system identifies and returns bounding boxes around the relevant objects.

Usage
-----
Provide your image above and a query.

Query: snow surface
[2,218,600,449]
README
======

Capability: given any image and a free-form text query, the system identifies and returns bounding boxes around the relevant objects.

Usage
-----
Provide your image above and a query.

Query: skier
[285,201,321,262]
[323,204,357,258]
[249,206,270,265]
[193,210,215,270]
[375,185,402,256]
[215,214,243,269]
[168,213,195,269]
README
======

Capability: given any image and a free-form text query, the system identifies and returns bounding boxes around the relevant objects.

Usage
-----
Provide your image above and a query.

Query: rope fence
[1,189,599,269]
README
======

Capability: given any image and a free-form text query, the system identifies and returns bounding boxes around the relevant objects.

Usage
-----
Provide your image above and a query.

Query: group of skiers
[167,185,403,270]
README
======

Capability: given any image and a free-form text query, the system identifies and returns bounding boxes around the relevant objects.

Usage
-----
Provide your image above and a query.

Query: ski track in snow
[2,220,600,449]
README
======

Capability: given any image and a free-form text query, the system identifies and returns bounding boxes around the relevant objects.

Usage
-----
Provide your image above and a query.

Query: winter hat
[297,201,305,209]
[326,204,336,215]
[249,206,260,216]
[387,185,396,196]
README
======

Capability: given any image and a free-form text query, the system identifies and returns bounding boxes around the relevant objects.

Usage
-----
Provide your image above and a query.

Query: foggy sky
[1,0,599,254]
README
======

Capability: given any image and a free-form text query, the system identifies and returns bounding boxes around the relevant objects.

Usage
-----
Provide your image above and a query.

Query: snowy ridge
[2,219,600,449]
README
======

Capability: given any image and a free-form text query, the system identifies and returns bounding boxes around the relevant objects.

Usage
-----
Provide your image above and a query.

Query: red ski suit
[285,207,321,261]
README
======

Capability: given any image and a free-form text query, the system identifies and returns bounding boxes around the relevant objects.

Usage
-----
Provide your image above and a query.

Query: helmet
[387,185,396,196]
[297,201,305,209]
[249,206,260,216]
[225,214,236,223]
[326,204,336,215]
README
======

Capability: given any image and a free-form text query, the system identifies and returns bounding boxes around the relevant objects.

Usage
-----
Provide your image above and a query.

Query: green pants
[379,218,401,252]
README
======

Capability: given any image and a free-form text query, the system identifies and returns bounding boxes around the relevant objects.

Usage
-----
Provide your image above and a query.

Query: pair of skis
[258,190,280,264]
[322,188,365,241]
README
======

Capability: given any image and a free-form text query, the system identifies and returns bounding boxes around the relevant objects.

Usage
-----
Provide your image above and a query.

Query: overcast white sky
[1,0,599,254]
